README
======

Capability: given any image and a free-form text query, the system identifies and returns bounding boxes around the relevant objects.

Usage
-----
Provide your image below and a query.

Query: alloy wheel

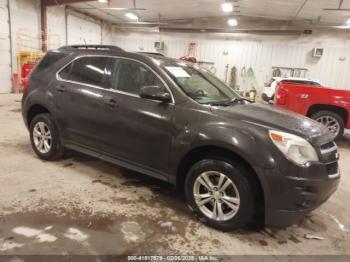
[315,115,340,138]
[193,171,240,221]
[33,122,52,154]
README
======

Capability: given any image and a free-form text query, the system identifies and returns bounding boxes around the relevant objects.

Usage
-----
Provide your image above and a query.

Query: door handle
[106,99,118,109]
[55,85,66,93]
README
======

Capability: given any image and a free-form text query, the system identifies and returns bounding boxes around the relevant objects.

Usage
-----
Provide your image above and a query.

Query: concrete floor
[0,93,349,255]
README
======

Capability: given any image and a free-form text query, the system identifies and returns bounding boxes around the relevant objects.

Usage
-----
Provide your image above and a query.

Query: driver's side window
[111,58,165,95]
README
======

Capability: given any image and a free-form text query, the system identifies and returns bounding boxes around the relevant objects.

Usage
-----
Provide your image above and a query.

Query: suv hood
[213,103,331,142]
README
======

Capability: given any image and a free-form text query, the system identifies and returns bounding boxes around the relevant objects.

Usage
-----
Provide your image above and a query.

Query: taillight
[22,77,30,93]
[276,87,287,105]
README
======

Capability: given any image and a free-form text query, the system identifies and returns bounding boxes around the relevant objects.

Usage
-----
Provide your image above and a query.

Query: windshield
[161,61,240,104]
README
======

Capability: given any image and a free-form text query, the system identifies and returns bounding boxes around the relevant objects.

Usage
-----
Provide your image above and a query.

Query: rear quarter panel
[279,84,350,128]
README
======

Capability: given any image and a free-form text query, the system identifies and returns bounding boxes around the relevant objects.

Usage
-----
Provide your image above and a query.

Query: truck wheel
[311,111,344,140]
[185,159,255,231]
[29,113,64,160]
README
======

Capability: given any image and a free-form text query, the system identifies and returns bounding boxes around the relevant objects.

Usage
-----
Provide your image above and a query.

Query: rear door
[54,56,111,148]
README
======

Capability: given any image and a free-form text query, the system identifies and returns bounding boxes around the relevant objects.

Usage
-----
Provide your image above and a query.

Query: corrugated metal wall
[67,11,102,45]
[113,33,350,92]
[0,0,12,93]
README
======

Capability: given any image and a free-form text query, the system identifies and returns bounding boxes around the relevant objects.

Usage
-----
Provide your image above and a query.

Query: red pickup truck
[275,81,350,139]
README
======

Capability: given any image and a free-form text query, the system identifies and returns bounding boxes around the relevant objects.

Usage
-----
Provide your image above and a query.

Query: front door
[100,57,174,176]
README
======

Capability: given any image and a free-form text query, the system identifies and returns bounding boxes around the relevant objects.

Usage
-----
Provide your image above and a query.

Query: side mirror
[139,85,172,103]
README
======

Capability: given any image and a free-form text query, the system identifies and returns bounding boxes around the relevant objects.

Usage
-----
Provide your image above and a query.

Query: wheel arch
[307,104,348,126]
[176,145,265,212]
[27,104,50,127]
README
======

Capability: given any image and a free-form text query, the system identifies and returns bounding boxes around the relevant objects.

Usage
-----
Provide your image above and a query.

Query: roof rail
[59,45,124,52]
[137,52,165,57]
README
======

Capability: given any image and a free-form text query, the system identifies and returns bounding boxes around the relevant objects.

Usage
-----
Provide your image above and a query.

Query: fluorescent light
[222,2,233,12]
[228,18,238,26]
[125,12,139,20]
[98,0,108,3]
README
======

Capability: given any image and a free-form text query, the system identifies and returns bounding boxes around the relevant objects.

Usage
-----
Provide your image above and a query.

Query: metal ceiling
[64,0,350,30]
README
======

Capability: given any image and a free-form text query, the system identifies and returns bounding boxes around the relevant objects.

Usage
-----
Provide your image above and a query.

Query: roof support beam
[40,0,47,52]
[292,0,308,20]
[42,0,95,7]
[338,0,344,9]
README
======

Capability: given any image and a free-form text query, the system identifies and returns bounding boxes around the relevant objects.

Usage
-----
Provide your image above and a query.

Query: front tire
[311,111,344,140]
[29,113,64,160]
[185,159,255,231]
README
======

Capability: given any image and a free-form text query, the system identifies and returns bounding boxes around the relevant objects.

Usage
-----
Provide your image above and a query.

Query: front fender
[170,121,277,177]
[169,121,279,213]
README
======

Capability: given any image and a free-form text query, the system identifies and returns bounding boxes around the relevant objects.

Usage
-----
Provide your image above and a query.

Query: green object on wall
[247,66,254,78]
[229,66,237,89]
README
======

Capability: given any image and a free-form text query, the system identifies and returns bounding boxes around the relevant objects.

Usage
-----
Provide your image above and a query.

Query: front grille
[319,141,337,155]
[320,142,335,151]
[326,162,338,175]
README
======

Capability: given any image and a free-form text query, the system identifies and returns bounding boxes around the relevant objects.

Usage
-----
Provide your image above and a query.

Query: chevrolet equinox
[22,45,340,231]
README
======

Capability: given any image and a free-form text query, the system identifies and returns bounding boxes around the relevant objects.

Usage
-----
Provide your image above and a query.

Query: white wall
[102,22,113,45]
[47,5,66,49]
[47,6,113,49]
[0,1,114,93]
[0,0,11,93]
[66,10,101,45]
[112,30,350,92]
[9,0,41,76]
[2,0,350,93]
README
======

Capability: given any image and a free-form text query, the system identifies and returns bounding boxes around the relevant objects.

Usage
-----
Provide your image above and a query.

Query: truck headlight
[269,130,319,166]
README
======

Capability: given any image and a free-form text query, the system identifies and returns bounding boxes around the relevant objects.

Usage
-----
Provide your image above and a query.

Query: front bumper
[264,173,340,227]
[255,142,340,227]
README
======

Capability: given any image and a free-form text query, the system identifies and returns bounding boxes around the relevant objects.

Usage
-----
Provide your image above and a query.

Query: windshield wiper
[232,97,252,103]
[208,100,232,106]
[208,97,251,106]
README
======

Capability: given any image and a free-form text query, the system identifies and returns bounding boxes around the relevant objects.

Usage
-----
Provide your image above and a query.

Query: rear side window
[34,52,67,73]
[59,56,110,87]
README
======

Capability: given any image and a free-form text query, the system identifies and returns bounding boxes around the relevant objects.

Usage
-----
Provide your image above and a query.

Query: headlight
[269,130,319,166]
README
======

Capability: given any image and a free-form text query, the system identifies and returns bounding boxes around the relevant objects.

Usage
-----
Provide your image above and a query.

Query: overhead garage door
[0,0,12,93]
[67,13,102,45]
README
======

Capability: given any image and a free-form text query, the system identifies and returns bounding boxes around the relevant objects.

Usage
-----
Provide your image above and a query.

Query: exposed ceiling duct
[43,0,95,6]
[158,27,306,35]
[76,0,147,11]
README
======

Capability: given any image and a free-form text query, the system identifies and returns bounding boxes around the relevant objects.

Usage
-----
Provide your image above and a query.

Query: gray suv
[22,45,340,231]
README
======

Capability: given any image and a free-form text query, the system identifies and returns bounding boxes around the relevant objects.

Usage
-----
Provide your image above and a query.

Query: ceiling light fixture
[222,2,234,12]
[228,18,238,26]
[98,0,108,3]
[125,12,139,20]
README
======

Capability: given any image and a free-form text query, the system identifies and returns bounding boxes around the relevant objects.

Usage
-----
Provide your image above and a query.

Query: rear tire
[29,113,64,161]
[311,111,344,140]
[185,158,255,231]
